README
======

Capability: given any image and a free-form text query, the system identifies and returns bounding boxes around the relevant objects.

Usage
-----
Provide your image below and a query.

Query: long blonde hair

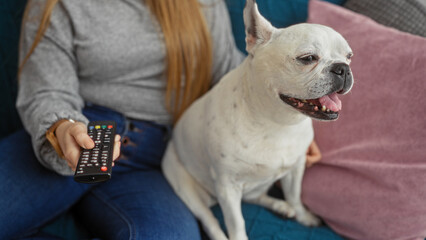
[20,0,213,123]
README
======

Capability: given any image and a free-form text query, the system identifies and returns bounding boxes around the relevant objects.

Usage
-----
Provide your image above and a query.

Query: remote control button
[95,125,101,129]
[89,126,94,130]
[108,125,113,129]
[102,125,107,129]
[101,166,108,172]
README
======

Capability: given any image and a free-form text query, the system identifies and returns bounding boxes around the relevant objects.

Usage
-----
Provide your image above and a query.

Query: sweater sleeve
[203,0,245,85]
[16,1,88,176]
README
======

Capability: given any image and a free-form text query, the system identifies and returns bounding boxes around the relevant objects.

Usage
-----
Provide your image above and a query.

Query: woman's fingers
[56,121,94,171]
[56,120,122,170]
[61,136,82,171]
[112,134,121,162]
[306,140,321,168]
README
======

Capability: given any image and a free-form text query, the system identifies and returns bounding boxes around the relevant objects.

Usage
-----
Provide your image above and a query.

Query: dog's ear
[243,0,275,54]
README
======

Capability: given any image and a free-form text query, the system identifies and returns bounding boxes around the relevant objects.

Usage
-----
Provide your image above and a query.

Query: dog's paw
[295,210,321,227]
[271,200,296,218]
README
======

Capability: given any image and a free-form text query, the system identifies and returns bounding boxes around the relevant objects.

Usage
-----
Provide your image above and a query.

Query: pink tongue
[318,93,342,112]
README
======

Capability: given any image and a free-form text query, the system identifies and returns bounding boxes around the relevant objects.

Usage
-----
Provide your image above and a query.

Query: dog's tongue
[318,93,342,112]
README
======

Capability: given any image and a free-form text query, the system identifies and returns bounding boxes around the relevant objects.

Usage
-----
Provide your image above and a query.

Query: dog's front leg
[280,158,321,226]
[244,193,295,218]
[216,180,247,240]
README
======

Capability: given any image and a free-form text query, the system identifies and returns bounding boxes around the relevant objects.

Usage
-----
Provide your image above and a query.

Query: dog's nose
[330,63,352,94]
[330,63,349,76]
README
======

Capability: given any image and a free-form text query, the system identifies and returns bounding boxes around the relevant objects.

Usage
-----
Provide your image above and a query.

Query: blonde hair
[20,0,213,123]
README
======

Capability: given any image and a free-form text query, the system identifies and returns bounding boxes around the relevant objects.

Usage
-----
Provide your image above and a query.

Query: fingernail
[83,143,93,149]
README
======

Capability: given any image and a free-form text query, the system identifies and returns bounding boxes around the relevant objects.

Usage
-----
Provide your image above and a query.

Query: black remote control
[74,121,116,184]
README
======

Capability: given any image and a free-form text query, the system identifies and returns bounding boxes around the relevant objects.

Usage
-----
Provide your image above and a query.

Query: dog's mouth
[279,92,342,121]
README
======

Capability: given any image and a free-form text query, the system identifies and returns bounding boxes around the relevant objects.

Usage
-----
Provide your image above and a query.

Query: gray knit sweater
[17,0,244,175]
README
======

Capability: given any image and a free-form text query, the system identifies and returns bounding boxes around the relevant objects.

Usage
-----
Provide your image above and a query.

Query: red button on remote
[101,166,108,172]
[108,125,113,129]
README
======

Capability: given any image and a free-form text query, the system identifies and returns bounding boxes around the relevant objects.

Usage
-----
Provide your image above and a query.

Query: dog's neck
[237,58,309,127]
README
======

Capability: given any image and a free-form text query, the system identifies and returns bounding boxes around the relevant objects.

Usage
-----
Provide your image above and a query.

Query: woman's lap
[75,168,201,240]
[75,106,200,239]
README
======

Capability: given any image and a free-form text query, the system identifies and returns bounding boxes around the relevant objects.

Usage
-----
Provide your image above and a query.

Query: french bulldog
[162,0,354,239]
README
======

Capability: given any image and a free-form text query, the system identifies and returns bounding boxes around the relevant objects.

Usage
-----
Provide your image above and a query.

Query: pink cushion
[302,1,426,240]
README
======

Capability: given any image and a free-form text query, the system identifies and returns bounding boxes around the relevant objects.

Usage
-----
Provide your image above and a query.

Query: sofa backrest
[0,0,27,139]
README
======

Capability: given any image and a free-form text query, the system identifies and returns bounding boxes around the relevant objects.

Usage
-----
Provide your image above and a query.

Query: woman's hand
[55,120,121,171]
[306,140,321,168]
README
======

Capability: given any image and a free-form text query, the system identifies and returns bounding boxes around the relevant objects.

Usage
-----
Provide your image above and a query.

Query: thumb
[69,123,95,149]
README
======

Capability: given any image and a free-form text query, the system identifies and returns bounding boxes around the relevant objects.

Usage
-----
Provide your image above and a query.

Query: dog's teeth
[309,102,313,106]
[302,100,307,103]
[314,106,319,111]
[326,109,330,112]
[297,102,304,108]
[321,106,326,112]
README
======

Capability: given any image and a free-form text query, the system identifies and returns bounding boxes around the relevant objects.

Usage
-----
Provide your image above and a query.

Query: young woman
[0,0,321,239]
[1,0,243,238]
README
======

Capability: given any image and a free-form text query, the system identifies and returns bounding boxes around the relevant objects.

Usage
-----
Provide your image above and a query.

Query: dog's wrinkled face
[266,24,354,121]
[244,1,354,121]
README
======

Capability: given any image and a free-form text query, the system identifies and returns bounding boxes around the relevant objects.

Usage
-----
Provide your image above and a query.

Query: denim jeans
[0,104,200,240]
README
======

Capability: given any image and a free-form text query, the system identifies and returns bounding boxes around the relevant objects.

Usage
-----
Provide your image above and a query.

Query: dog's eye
[347,53,353,60]
[297,55,319,65]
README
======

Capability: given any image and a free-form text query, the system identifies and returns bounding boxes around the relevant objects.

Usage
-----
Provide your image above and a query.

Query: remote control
[74,121,116,184]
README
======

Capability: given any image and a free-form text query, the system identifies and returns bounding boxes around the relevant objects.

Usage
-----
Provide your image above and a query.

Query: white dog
[162,0,354,239]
